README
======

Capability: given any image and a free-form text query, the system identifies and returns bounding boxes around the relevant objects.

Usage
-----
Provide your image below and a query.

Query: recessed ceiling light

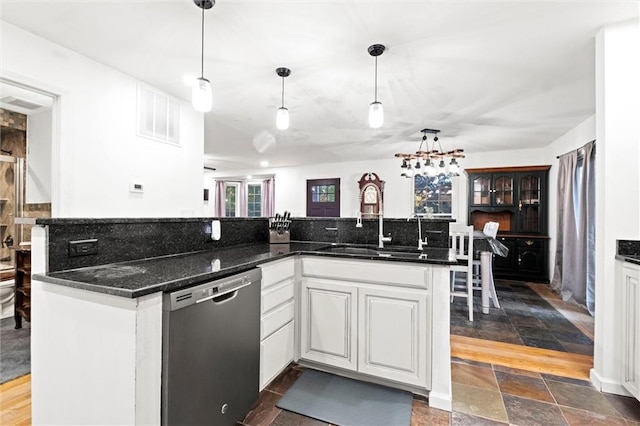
[247,175,252,179]
[260,161,269,167]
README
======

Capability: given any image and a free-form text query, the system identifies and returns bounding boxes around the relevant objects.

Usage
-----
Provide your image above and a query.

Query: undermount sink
[319,245,427,259]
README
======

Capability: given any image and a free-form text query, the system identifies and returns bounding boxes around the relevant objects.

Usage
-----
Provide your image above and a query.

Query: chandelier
[395,129,464,178]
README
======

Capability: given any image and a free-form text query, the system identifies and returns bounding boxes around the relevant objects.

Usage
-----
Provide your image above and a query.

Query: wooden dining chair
[449,223,475,321]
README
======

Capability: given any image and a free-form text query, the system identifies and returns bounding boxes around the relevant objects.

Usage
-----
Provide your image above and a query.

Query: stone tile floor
[450,280,594,356]
[240,361,640,426]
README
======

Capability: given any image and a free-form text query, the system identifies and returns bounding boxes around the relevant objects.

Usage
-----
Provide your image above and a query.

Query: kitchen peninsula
[29,217,455,425]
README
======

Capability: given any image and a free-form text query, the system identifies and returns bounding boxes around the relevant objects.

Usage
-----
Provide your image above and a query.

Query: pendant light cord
[374,56,378,102]
[200,5,205,78]
[281,76,285,108]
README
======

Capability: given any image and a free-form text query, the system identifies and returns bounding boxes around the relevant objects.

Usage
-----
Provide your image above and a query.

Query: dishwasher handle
[195,281,251,305]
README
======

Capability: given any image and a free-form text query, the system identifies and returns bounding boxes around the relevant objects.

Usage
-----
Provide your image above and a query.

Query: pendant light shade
[368,44,385,129]
[192,0,214,112]
[276,107,289,130]
[369,101,384,129]
[276,67,291,130]
[192,77,212,112]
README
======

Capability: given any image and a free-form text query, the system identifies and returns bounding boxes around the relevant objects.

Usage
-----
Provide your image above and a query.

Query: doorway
[306,178,340,217]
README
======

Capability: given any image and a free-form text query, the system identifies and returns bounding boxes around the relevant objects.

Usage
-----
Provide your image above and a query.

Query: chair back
[449,223,474,261]
[482,221,499,238]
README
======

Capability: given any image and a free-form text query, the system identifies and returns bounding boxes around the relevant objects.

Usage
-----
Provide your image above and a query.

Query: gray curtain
[261,177,275,217]
[552,140,596,314]
[213,180,225,217]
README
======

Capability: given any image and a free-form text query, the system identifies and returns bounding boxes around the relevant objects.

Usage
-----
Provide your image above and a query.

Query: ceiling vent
[0,96,44,110]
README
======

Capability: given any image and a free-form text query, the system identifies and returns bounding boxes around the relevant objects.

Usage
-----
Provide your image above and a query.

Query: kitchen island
[29,218,455,425]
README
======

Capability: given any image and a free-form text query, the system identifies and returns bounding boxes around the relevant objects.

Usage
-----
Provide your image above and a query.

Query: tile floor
[450,280,594,356]
[240,361,640,426]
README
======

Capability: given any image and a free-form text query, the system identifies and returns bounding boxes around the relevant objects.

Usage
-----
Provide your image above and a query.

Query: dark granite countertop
[616,254,640,266]
[616,240,640,266]
[33,242,456,298]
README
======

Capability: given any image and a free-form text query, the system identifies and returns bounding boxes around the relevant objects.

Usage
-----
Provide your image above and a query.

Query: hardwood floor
[0,373,31,426]
[451,335,593,380]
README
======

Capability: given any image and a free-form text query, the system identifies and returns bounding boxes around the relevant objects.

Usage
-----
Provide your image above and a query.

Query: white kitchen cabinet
[622,262,640,399]
[358,285,428,387]
[300,278,358,371]
[258,258,296,389]
[298,257,431,390]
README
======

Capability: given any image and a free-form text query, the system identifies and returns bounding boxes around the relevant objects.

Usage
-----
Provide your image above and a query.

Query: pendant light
[192,0,214,112]
[276,67,291,130]
[395,129,465,178]
[368,44,385,129]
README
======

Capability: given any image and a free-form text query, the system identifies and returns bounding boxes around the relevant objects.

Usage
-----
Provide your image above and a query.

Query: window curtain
[238,181,248,217]
[551,140,596,314]
[213,180,226,217]
[262,177,275,217]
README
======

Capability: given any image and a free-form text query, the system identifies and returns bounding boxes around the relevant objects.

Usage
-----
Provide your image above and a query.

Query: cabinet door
[469,174,492,206]
[300,278,357,371]
[492,173,515,206]
[516,172,544,233]
[493,237,516,273]
[357,286,428,387]
[622,265,640,399]
[516,245,543,275]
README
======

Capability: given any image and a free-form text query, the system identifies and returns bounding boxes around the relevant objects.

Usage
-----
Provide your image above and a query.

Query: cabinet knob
[518,255,522,265]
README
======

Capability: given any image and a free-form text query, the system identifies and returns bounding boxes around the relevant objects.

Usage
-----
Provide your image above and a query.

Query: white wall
[1,21,205,217]
[26,109,53,203]
[591,20,640,395]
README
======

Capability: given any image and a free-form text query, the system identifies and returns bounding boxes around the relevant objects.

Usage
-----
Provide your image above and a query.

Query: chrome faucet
[408,214,427,250]
[378,213,392,248]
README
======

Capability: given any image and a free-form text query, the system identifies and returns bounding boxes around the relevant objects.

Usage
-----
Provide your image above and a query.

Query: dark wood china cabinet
[467,165,551,283]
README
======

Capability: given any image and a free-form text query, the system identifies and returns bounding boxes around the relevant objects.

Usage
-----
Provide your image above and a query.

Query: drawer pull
[525,240,534,246]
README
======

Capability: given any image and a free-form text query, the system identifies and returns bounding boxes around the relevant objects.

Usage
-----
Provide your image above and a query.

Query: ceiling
[1,1,638,172]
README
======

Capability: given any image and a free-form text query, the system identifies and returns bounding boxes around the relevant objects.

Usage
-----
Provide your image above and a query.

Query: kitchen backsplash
[618,240,640,256]
[38,216,451,272]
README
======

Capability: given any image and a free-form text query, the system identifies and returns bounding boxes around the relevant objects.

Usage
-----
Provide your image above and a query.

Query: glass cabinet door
[471,175,491,206]
[518,174,542,233]
[493,174,514,206]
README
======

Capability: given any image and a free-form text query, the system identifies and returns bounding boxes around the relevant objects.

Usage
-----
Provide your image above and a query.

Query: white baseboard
[428,391,452,412]
[590,368,632,397]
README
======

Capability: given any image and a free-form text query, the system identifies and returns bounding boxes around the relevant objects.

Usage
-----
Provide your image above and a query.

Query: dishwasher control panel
[164,268,262,311]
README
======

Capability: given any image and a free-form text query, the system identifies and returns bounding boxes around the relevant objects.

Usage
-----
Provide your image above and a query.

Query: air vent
[176,293,193,303]
[136,84,180,145]
[0,96,43,110]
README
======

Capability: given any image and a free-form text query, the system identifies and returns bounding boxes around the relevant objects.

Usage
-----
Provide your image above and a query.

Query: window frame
[247,182,262,217]
[225,182,240,217]
[413,174,455,218]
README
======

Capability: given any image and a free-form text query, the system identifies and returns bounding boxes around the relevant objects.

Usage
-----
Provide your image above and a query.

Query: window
[223,182,262,217]
[225,183,239,217]
[247,183,262,217]
[311,184,336,202]
[414,174,452,216]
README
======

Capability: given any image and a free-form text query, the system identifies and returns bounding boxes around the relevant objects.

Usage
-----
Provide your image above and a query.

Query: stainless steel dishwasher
[162,268,261,426]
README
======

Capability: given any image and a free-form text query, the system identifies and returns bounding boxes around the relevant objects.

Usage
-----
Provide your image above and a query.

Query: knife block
[269,230,290,244]
[268,218,290,244]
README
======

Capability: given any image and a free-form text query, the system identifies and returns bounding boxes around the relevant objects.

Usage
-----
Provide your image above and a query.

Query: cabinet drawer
[261,278,294,314]
[260,320,295,390]
[301,257,427,289]
[260,258,295,290]
[516,238,543,248]
[261,300,295,340]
